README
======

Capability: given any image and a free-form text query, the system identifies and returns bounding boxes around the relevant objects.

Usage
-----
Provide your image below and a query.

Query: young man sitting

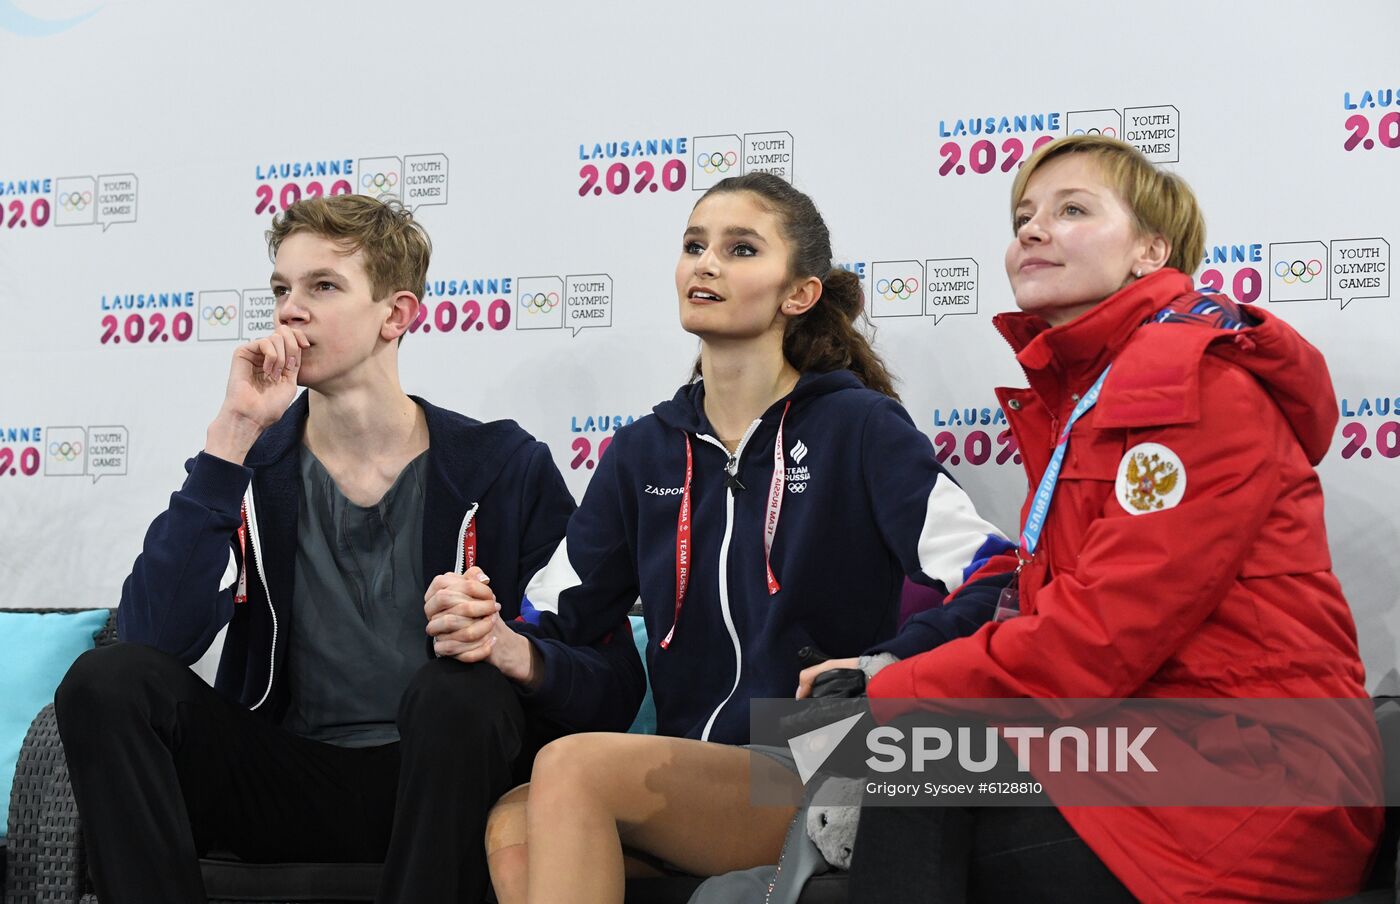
[54,194,637,903]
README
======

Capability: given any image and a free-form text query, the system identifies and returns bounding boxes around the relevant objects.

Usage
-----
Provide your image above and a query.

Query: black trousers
[55,642,534,904]
[848,804,1137,903]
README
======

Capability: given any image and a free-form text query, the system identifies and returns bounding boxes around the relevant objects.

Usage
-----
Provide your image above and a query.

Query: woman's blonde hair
[1010,135,1205,274]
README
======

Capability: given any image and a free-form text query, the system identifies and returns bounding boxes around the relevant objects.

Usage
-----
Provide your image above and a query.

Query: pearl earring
[1134,269,1143,278]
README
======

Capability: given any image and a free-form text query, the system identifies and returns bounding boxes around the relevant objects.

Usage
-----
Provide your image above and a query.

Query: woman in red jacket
[842,135,1384,902]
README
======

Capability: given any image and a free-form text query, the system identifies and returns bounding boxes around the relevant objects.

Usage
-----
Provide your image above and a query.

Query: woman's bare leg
[486,783,669,904]
[522,732,801,904]
[485,784,532,904]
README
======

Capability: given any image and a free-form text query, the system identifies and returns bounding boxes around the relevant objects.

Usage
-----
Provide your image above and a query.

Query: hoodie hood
[1206,304,1339,465]
[246,392,533,500]
[651,369,869,435]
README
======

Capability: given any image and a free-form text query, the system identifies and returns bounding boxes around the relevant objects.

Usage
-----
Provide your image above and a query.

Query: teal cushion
[626,616,656,735]
[0,609,110,840]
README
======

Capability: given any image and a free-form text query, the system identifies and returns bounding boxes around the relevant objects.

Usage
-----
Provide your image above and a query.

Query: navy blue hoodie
[519,371,1011,744]
[115,394,642,727]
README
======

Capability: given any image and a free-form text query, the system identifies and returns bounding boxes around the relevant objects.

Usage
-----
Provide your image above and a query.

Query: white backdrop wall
[2,0,1398,687]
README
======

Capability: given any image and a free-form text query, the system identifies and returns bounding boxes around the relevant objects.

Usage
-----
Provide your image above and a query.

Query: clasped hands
[423,567,538,685]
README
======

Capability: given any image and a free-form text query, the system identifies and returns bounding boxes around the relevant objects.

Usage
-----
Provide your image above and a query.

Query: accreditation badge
[994,575,1021,623]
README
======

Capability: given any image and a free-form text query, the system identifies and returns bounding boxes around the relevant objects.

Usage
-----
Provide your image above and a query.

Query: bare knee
[487,783,533,904]
[486,783,531,855]
[528,733,615,804]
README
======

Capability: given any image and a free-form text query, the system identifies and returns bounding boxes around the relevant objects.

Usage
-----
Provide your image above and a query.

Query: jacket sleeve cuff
[868,657,919,699]
[184,452,254,516]
[865,627,942,662]
[511,633,571,711]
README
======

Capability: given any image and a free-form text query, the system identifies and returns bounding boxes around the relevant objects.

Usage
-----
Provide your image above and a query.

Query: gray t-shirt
[282,447,430,747]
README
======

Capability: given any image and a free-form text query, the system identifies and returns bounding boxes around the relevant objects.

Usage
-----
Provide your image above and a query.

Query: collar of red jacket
[992,269,1339,463]
[993,269,1195,409]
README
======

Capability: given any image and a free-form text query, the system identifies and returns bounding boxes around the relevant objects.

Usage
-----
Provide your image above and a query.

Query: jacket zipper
[993,316,1030,385]
[453,503,480,574]
[696,418,762,742]
[994,317,1056,484]
[241,485,278,711]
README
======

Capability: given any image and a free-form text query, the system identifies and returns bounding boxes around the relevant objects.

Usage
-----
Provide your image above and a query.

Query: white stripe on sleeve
[918,477,1006,593]
[220,548,238,592]
[522,539,582,615]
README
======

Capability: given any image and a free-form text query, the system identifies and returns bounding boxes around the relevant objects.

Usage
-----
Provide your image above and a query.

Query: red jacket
[869,270,1383,902]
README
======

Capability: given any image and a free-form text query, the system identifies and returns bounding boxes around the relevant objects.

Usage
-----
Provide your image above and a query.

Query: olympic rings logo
[360,172,399,191]
[698,150,738,175]
[48,441,83,461]
[203,305,238,325]
[1071,127,1118,137]
[875,277,920,300]
[1274,259,1323,284]
[520,292,560,313]
[60,191,93,211]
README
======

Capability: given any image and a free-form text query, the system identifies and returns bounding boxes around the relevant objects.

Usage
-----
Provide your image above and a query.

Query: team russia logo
[786,440,810,493]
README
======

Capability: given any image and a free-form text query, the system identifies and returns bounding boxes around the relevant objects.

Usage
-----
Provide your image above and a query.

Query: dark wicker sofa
[2,610,849,904]
[4,607,1394,903]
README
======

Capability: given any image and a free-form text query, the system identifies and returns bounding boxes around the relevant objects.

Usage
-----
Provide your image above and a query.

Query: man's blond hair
[266,194,430,301]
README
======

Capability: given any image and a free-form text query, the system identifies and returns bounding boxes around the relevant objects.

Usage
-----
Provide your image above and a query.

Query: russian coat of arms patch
[1115,442,1187,515]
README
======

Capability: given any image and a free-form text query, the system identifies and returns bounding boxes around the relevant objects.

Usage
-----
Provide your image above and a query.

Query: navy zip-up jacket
[518,371,1012,744]
[116,394,642,727]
